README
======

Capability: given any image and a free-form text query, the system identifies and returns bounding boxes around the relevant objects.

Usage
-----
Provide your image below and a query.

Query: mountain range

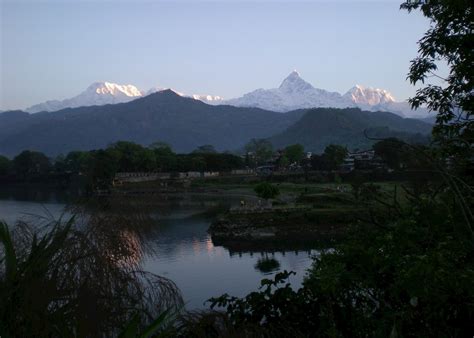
[21,71,429,118]
[0,90,432,157]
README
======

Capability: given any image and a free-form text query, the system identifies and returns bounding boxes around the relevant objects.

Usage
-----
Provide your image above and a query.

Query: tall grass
[0,207,182,337]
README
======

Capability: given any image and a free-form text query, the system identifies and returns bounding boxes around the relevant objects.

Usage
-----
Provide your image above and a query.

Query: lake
[0,188,320,309]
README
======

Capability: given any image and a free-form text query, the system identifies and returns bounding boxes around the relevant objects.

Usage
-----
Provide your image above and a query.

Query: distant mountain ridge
[26,82,143,113]
[222,71,429,118]
[25,82,223,113]
[19,71,429,118]
[0,90,431,157]
[1,90,304,157]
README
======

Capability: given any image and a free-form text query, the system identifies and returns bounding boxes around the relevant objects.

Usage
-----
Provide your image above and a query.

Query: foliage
[373,138,408,169]
[372,138,434,171]
[277,155,290,168]
[63,151,92,173]
[85,149,119,190]
[0,210,182,337]
[254,182,280,200]
[284,144,305,164]
[110,141,156,172]
[0,155,11,175]
[245,139,274,166]
[254,257,281,274]
[12,150,51,177]
[311,144,348,170]
[202,175,473,337]
[324,144,348,169]
[401,0,473,167]
[207,271,319,337]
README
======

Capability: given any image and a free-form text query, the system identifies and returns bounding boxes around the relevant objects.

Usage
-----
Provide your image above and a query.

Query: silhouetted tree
[0,155,11,176]
[323,144,348,170]
[13,150,51,178]
[402,0,473,168]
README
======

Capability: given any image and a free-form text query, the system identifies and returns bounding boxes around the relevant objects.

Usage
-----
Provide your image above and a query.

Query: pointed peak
[284,70,301,81]
[279,70,313,92]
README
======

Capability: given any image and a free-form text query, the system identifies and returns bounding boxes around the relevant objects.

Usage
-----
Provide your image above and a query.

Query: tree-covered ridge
[0,91,431,157]
[0,90,305,157]
[269,107,432,153]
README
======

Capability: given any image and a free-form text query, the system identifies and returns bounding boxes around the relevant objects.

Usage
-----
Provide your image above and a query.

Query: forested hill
[0,92,431,157]
[0,90,305,157]
[268,107,432,152]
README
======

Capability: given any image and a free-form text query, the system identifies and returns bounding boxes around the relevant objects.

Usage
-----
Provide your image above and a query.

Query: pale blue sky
[1,0,431,110]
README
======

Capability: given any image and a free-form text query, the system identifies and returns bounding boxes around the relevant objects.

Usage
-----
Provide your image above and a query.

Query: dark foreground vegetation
[1,1,473,337]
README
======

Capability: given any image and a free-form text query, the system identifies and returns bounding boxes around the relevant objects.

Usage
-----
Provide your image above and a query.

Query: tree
[323,144,348,170]
[278,155,290,169]
[151,143,177,171]
[254,182,280,200]
[373,138,407,170]
[109,141,156,172]
[245,139,273,166]
[401,0,473,164]
[284,144,305,164]
[86,149,119,190]
[13,150,51,177]
[0,155,11,176]
[64,151,92,174]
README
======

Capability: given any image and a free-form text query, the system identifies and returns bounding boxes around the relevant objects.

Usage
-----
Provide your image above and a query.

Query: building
[341,150,385,172]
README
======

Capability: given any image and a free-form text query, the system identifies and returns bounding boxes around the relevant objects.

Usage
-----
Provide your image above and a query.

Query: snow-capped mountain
[223,71,355,112]
[21,72,428,118]
[343,85,395,107]
[26,82,143,113]
[342,85,430,118]
[25,82,223,113]
[146,87,224,103]
[220,71,428,118]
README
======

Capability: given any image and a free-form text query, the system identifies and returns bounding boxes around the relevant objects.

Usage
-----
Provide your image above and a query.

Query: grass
[0,209,183,337]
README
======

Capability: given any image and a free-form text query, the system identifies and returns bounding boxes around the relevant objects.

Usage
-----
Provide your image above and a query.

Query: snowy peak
[146,87,224,103]
[221,71,426,117]
[279,70,314,93]
[26,81,144,113]
[25,81,222,113]
[85,82,142,98]
[224,71,352,112]
[191,94,224,102]
[344,85,395,106]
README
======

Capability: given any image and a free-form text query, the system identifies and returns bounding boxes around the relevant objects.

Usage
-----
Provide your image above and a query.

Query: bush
[254,182,280,200]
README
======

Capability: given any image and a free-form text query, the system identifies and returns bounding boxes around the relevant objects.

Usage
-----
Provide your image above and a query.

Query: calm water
[0,189,319,309]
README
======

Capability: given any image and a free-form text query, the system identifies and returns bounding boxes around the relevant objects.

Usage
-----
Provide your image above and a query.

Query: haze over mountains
[0,90,431,157]
[21,71,428,118]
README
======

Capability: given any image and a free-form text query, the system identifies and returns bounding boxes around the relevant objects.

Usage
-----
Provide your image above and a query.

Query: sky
[0,0,432,111]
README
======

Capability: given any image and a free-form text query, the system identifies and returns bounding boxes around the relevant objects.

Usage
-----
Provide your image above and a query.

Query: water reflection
[0,192,322,309]
[254,257,281,274]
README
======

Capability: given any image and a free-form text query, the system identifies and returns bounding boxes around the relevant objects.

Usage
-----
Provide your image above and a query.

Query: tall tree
[323,144,348,170]
[401,0,473,165]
